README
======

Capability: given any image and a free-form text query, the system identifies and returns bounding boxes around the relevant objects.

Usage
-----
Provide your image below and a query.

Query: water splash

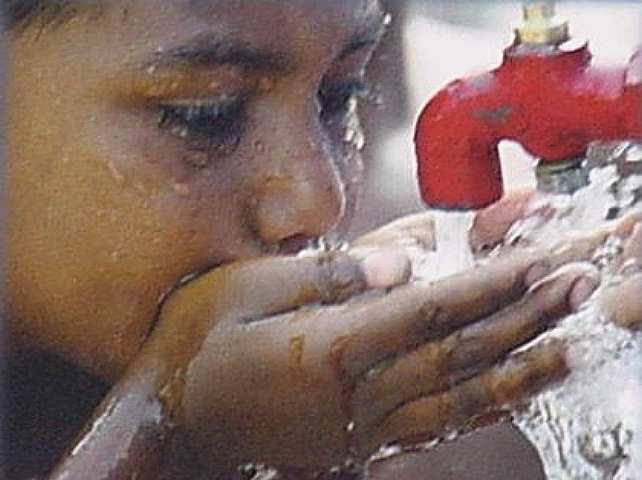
[505,146,642,479]
[405,144,642,479]
[513,284,642,479]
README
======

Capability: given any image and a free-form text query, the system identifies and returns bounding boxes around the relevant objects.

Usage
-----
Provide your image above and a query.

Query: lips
[277,234,317,255]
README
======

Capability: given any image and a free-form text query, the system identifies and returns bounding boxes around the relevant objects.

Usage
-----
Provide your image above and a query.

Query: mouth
[277,234,319,255]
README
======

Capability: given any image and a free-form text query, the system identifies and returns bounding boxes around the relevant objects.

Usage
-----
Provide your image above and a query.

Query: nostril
[251,179,344,250]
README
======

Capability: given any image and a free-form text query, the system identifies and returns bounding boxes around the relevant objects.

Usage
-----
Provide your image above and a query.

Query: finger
[338,231,606,379]
[360,340,567,456]
[160,253,368,328]
[161,247,413,329]
[612,209,642,239]
[620,222,642,273]
[351,265,597,428]
[521,228,610,286]
[601,274,642,331]
[469,188,535,253]
[352,213,436,251]
[350,247,412,290]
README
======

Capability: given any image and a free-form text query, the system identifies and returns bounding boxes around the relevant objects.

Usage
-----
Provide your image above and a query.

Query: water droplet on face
[253,140,265,154]
[172,182,191,197]
[237,464,280,480]
[106,160,126,185]
[258,77,274,92]
[343,100,366,152]
[369,443,403,462]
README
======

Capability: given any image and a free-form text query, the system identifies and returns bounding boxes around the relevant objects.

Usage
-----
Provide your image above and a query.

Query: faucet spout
[414,40,642,210]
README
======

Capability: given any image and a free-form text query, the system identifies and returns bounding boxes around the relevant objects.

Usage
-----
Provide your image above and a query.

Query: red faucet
[414,4,642,210]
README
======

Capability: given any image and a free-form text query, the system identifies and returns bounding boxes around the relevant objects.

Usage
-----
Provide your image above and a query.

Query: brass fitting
[515,1,570,46]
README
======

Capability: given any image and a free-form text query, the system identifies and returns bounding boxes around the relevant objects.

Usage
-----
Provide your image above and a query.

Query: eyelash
[156,80,368,160]
[157,96,245,157]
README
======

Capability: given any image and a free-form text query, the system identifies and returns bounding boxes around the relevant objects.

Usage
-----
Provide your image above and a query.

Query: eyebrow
[151,34,293,73]
[149,14,385,74]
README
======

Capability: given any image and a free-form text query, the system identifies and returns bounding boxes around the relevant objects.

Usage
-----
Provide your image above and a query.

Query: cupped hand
[147,235,601,477]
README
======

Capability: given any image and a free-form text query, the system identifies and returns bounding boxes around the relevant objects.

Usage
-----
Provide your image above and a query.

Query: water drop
[106,160,125,185]
[172,182,191,197]
[258,77,274,92]
[237,464,280,480]
[370,443,403,462]
[254,140,265,154]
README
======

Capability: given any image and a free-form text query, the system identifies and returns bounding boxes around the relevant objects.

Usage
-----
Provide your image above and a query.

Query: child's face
[8,0,384,378]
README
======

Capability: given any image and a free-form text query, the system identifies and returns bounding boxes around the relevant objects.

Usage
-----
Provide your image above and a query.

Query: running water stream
[409,209,476,281]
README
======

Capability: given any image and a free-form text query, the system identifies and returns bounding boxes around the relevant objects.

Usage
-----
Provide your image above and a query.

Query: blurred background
[353,2,642,479]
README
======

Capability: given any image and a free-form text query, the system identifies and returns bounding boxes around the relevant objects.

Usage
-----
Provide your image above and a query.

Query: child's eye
[318,80,369,120]
[157,96,245,156]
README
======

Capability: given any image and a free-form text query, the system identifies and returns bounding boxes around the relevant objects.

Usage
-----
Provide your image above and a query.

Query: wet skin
[9,0,382,379]
[6,0,637,478]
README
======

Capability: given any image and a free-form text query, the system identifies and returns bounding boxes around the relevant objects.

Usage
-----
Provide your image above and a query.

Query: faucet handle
[516,1,570,46]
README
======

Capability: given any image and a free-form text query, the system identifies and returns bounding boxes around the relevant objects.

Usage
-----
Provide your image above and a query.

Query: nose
[249,102,345,247]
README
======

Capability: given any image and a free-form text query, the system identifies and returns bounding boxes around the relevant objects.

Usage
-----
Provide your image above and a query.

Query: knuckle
[314,253,365,303]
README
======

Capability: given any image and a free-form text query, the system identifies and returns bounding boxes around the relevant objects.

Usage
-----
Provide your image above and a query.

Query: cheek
[143,182,256,269]
[89,114,261,267]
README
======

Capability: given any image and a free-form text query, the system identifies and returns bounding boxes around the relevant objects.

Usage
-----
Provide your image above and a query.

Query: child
[5,1,634,478]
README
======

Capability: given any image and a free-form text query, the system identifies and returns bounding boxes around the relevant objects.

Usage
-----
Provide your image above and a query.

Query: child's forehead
[133,0,384,40]
[103,0,384,71]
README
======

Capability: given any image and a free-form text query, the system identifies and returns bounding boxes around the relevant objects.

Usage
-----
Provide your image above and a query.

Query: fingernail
[569,275,600,311]
[619,258,642,276]
[360,248,412,289]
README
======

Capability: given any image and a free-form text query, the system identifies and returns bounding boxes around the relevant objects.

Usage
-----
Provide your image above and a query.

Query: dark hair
[3,0,77,29]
